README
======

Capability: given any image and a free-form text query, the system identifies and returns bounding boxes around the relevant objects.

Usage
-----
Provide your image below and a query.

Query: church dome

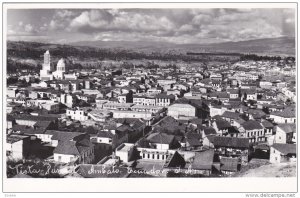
[57,58,65,68]
[56,58,66,72]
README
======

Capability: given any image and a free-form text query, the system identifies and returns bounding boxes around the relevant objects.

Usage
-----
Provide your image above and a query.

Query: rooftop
[214,136,249,149]
[272,143,296,155]
[191,149,214,170]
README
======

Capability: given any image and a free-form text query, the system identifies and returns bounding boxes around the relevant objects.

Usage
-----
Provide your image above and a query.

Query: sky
[7,8,295,44]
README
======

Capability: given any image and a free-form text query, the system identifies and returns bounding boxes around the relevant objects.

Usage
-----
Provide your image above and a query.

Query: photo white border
[1,1,298,193]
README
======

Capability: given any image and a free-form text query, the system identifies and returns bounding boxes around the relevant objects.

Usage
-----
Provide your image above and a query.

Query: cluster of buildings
[6,50,296,178]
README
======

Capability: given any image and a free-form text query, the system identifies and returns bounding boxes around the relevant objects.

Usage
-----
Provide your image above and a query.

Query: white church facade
[40,50,77,81]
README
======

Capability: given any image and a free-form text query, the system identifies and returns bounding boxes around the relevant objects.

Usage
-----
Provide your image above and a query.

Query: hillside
[71,37,295,56]
[239,162,296,177]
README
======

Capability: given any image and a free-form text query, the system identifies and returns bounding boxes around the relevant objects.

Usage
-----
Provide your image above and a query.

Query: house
[201,127,217,148]
[190,149,214,176]
[115,118,147,142]
[115,143,135,163]
[131,105,164,114]
[102,102,133,110]
[147,87,163,95]
[6,134,31,160]
[246,109,266,121]
[261,120,274,143]
[270,108,296,124]
[26,99,60,113]
[274,124,296,144]
[269,143,296,163]
[240,120,265,143]
[209,105,227,117]
[219,157,240,175]
[90,129,128,150]
[7,114,15,130]
[146,132,176,150]
[259,81,273,89]
[167,103,196,120]
[117,92,133,103]
[13,114,58,128]
[66,108,89,121]
[133,95,155,106]
[212,118,232,136]
[155,93,175,107]
[7,86,19,98]
[221,111,245,127]
[48,131,95,164]
[180,133,202,151]
[226,89,240,99]
[113,111,152,121]
[157,79,176,86]
[241,89,257,101]
[213,136,249,165]
[60,93,74,108]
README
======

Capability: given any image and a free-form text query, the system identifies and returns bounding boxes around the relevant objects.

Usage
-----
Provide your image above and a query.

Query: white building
[66,108,89,121]
[167,103,196,119]
[52,58,66,80]
[39,50,77,81]
[40,50,54,81]
[269,144,296,163]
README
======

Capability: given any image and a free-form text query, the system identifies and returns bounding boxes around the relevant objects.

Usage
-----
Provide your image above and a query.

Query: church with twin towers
[39,50,77,81]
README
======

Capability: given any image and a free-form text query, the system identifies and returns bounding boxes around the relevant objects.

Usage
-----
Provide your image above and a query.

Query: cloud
[49,10,78,31]
[7,8,296,44]
[24,24,33,32]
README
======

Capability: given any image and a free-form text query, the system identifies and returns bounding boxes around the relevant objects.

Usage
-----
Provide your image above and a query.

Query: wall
[54,153,76,163]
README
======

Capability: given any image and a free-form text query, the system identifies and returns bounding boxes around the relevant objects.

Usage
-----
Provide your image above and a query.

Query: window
[148,154,150,158]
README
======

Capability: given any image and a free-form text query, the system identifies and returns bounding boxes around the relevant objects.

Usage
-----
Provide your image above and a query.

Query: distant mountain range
[70,36,295,56]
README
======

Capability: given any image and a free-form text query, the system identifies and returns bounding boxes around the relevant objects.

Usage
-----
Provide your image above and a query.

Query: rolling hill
[71,36,295,56]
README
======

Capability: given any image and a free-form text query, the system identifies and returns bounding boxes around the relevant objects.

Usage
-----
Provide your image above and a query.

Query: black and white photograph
[2,1,298,194]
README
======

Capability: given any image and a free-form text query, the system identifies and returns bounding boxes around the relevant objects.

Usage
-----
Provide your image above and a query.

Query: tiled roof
[13,114,58,122]
[164,151,186,168]
[45,130,84,141]
[277,124,296,133]
[203,127,217,135]
[220,157,239,172]
[272,143,296,155]
[155,93,175,99]
[221,111,242,119]
[146,132,175,145]
[191,149,214,170]
[261,120,274,128]
[271,109,295,118]
[96,130,114,138]
[185,138,202,147]
[214,119,232,130]
[213,136,249,149]
[241,120,263,130]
